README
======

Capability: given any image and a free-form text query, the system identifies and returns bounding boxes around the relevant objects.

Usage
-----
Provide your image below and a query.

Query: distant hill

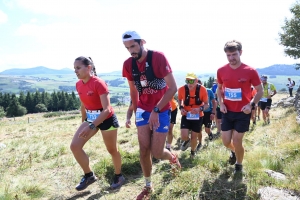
[1,64,299,77]
[0,66,73,75]
[256,64,300,75]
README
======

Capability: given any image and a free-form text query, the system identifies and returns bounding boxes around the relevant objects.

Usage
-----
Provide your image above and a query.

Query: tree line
[0,91,80,118]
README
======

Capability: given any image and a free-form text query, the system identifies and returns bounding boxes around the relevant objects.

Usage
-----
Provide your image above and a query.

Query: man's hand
[148,112,160,130]
[180,108,187,116]
[190,108,200,114]
[220,102,227,113]
[125,120,131,128]
[241,103,251,114]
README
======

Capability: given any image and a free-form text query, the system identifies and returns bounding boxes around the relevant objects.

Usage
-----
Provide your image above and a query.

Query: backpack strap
[184,85,190,106]
[145,50,155,81]
[131,50,155,82]
[183,84,202,106]
[195,84,202,105]
[131,58,140,81]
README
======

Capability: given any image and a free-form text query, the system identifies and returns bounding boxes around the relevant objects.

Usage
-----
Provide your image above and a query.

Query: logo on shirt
[87,91,94,96]
[238,78,247,82]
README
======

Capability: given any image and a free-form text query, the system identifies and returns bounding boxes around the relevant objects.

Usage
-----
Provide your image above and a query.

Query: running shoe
[75,172,97,191]
[208,133,214,141]
[169,153,181,176]
[228,151,236,165]
[110,174,125,189]
[196,143,202,152]
[136,186,153,200]
[180,139,190,151]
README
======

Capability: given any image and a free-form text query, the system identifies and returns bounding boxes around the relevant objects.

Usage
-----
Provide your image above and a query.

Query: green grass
[0,93,299,199]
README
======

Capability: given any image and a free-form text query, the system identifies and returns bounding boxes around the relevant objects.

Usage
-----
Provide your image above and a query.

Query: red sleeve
[250,69,261,87]
[95,78,109,96]
[217,68,223,85]
[122,58,133,81]
[152,51,172,78]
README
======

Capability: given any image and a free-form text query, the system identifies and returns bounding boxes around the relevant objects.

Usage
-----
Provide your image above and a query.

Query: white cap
[122,30,146,43]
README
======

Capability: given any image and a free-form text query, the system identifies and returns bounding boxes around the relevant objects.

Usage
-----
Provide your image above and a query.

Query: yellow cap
[186,73,197,79]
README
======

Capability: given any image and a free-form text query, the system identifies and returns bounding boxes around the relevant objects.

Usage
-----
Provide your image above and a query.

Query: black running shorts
[180,115,203,133]
[221,111,251,133]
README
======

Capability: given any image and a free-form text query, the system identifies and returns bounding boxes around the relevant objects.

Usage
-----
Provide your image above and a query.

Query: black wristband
[211,112,215,115]
[179,105,184,110]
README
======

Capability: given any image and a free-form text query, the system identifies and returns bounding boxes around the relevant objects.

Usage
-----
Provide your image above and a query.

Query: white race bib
[186,112,200,120]
[86,110,101,122]
[136,108,145,122]
[260,97,268,102]
[224,87,242,101]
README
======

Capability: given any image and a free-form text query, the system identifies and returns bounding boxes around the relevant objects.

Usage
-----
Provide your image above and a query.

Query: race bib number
[186,112,200,120]
[224,87,242,101]
[136,108,145,122]
[260,97,268,102]
[86,110,101,122]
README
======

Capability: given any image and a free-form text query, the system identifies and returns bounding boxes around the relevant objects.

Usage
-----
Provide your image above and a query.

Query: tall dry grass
[0,93,299,199]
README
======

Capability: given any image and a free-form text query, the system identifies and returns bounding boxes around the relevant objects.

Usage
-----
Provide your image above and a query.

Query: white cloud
[0,10,8,24]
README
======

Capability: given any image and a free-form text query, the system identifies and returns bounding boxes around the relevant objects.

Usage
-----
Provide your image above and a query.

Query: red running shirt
[76,76,113,118]
[217,63,261,112]
[122,51,172,112]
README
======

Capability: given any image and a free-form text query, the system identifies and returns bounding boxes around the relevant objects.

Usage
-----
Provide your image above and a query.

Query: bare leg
[70,122,97,173]
[137,125,152,177]
[101,129,122,174]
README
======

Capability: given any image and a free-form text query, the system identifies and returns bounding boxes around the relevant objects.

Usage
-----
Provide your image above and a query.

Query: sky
[0,0,298,74]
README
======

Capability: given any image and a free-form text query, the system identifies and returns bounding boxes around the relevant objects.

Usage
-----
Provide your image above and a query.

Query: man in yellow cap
[177,73,209,158]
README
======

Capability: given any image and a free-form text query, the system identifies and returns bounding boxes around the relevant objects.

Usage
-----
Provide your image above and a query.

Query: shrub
[35,104,48,113]
[0,106,5,118]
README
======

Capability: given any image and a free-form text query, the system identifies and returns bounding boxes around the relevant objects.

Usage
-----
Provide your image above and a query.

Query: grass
[0,93,299,199]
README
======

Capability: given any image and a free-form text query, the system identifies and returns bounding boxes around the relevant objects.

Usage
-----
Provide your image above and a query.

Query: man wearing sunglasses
[178,73,209,159]
[217,40,263,175]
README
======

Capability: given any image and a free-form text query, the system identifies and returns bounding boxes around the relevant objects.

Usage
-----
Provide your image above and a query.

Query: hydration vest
[131,50,166,94]
[184,84,202,106]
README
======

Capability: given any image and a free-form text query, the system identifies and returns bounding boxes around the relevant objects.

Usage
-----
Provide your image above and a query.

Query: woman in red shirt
[71,56,124,191]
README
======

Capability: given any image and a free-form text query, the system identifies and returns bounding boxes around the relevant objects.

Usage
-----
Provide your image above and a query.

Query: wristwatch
[89,123,96,130]
[153,106,160,113]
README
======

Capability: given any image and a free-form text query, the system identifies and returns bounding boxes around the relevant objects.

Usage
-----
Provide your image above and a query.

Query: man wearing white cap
[122,30,181,199]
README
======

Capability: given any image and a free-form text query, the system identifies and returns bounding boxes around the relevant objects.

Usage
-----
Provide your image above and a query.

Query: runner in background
[251,86,257,125]
[166,96,178,151]
[197,80,217,151]
[178,73,208,159]
[259,75,277,125]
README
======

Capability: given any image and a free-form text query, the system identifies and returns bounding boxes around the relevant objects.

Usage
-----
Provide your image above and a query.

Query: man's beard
[132,48,143,60]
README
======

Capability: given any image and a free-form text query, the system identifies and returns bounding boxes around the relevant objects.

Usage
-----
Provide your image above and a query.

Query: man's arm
[127,80,138,112]
[252,84,263,104]
[155,73,177,110]
[217,83,224,103]
[125,103,134,128]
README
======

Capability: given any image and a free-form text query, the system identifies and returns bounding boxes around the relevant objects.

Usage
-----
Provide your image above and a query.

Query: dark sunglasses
[185,79,196,84]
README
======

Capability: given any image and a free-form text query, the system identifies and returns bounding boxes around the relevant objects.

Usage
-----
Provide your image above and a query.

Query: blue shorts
[136,109,170,133]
